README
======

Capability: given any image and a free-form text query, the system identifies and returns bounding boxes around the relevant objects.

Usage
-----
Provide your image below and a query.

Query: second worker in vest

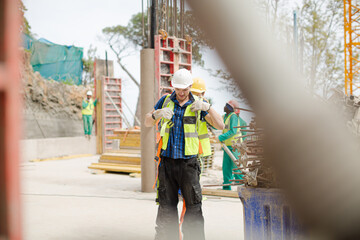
[82,90,98,140]
[145,69,224,240]
[190,77,212,159]
[218,100,247,190]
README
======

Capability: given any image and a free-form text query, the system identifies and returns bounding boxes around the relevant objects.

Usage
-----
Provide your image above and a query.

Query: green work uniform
[82,98,97,136]
[218,113,247,190]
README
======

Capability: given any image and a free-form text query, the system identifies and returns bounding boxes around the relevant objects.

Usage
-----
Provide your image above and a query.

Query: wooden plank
[107,149,141,154]
[99,159,140,165]
[108,135,141,141]
[88,163,141,173]
[100,153,141,164]
[101,152,141,158]
[121,142,141,148]
[202,188,239,198]
[113,129,141,134]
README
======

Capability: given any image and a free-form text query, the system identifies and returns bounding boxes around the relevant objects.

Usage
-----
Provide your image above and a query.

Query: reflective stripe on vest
[198,120,211,157]
[223,112,242,146]
[160,95,201,156]
[82,99,94,115]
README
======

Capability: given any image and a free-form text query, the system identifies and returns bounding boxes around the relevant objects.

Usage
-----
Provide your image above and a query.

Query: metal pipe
[119,94,141,126]
[235,133,262,139]
[105,91,131,128]
[173,0,177,37]
[221,143,238,165]
[181,0,185,38]
[233,164,261,171]
[238,129,262,132]
[233,125,252,128]
[147,0,151,48]
[150,0,157,48]
[105,51,108,76]
[166,0,169,33]
[142,0,145,47]
[234,107,254,112]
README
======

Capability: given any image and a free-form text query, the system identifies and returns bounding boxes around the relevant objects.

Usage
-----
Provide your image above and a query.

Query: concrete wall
[24,114,84,139]
[21,136,96,162]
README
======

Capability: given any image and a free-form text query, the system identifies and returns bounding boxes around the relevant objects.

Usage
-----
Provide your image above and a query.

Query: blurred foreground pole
[140,49,156,192]
[187,0,360,238]
[0,0,22,238]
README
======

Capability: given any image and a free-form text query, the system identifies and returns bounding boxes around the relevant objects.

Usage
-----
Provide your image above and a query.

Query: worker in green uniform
[82,90,98,140]
[218,99,247,190]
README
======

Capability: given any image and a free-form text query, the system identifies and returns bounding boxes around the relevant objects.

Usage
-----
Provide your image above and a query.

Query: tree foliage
[209,0,344,100]
[82,45,97,86]
[102,10,213,66]
[19,0,32,36]
[103,13,146,50]
[299,0,343,97]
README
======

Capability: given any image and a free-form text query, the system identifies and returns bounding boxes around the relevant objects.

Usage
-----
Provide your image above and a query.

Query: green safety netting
[22,33,83,85]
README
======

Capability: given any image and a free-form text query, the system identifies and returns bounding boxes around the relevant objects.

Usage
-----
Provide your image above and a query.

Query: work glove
[190,100,211,112]
[153,108,174,120]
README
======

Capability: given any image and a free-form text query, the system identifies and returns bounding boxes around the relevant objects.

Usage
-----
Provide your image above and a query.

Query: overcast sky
[23,0,273,123]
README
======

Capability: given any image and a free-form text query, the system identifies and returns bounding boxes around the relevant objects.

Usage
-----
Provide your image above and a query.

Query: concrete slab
[21,155,244,240]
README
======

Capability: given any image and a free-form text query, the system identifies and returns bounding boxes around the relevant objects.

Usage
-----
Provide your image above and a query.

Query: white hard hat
[86,90,93,96]
[171,69,193,89]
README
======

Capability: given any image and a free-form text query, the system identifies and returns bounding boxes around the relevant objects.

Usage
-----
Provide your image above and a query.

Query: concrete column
[140,49,156,192]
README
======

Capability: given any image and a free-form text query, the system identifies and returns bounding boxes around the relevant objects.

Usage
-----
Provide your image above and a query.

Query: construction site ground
[21,148,244,240]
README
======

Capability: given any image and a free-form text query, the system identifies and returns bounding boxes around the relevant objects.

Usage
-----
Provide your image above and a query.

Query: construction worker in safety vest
[145,69,224,240]
[218,99,247,190]
[190,77,212,158]
[82,90,98,140]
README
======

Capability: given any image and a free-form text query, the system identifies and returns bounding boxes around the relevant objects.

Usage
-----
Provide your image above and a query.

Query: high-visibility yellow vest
[223,112,242,146]
[82,99,94,115]
[160,95,201,156]
[198,119,211,157]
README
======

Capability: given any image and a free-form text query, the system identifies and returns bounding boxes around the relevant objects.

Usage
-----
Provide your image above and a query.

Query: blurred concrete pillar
[140,49,156,192]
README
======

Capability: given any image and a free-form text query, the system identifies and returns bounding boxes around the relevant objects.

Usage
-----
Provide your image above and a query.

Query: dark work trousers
[155,156,205,240]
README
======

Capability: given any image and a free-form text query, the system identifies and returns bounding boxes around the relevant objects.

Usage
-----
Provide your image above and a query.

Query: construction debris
[231,117,278,188]
[203,116,278,189]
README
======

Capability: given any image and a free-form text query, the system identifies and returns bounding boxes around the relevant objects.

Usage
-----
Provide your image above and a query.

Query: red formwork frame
[154,35,192,99]
[102,77,122,151]
[0,0,22,239]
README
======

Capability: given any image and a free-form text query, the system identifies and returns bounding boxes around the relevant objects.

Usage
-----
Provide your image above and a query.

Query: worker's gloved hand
[190,100,210,112]
[153,108,174,120]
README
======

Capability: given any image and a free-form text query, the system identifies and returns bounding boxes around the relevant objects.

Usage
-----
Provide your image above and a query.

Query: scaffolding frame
[344,0,360,95]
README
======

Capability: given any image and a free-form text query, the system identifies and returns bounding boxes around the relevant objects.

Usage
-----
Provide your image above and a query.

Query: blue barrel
[238,186,305,240]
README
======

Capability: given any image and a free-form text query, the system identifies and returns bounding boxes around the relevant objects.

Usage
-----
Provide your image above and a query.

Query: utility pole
[140,0,157,192]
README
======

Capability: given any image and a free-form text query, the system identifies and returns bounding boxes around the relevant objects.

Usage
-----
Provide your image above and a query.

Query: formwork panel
[102,77,122,151]
[155,35,192,98]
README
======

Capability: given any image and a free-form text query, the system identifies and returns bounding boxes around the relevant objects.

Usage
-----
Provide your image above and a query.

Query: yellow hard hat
[190,77,206,93]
